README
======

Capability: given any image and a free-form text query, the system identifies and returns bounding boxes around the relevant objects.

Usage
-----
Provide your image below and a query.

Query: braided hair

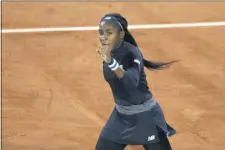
[101,13,179,70]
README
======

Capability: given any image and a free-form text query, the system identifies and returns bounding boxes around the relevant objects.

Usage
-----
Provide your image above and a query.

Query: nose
[100,36,108,44]
[100,35,108,41]
[100,34,108,40]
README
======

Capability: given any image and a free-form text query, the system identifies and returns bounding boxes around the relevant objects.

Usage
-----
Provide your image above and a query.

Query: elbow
[132,77,139,87]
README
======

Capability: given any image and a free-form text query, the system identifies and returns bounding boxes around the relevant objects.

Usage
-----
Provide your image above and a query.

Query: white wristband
[108,58,119,71]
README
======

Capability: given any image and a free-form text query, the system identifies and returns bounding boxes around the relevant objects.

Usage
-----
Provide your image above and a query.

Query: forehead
[99,21,117,30]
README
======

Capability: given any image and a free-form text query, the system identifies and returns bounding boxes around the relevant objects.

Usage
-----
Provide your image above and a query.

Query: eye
[99,30,104,35]
[98,30,113,36]
[106,32,112,35]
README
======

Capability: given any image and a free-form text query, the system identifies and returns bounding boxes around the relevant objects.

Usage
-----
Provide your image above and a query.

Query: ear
[120,31,125,39]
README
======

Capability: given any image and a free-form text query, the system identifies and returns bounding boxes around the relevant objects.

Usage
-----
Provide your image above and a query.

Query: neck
[116,40,123,49]
[111,40,123,53]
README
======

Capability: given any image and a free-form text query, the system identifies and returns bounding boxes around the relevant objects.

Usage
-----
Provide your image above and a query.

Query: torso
[103,41,152,106]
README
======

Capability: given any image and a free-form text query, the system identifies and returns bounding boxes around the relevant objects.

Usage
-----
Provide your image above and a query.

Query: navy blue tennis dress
[100,41,176,145]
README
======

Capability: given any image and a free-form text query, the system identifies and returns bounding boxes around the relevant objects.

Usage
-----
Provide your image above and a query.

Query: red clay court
[2,2,225,150]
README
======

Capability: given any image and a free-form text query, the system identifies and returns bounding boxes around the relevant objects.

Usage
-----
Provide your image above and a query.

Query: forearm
[114,67,125,79]
[105,56,125,78]
[106,57,139,87]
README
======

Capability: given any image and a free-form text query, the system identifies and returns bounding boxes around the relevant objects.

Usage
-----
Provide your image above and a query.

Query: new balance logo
[148,135,155,141]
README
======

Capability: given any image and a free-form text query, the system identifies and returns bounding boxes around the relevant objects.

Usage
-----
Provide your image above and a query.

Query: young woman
[96,13,177,150]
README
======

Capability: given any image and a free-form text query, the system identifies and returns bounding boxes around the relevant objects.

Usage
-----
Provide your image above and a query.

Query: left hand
[96,45,111,63]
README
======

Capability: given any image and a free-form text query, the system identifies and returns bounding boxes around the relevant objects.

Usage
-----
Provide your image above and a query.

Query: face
[99,21,124,51]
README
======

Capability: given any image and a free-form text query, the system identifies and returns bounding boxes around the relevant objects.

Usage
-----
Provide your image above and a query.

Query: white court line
[2,21,225,34]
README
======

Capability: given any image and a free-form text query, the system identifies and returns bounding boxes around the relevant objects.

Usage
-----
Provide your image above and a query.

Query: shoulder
[123,42,143,66]
[123,41,143,59]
